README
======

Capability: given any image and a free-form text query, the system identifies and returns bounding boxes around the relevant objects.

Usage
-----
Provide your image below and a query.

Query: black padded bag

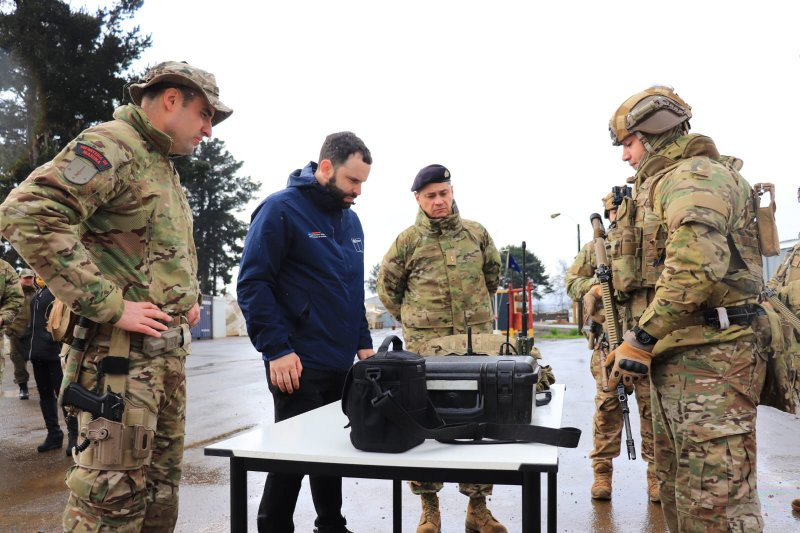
[342,336,581,453]
[341,336,439,452]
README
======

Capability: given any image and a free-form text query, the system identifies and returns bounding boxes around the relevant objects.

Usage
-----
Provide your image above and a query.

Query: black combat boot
[19,383,29,400]
[37,430,63,452]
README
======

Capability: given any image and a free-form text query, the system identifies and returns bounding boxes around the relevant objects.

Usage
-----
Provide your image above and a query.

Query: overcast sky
[74,0,800,295]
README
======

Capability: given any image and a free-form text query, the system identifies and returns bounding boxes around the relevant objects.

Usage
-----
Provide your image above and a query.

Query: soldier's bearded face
[621,134,645,169]
[415,183,453,219]
[323,153,370,209]
[164,92,214,155]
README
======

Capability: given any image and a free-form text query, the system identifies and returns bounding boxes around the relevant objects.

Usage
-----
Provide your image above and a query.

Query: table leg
[547,472,557,533]
[522,471,541,533]
[231,457,247,533]
[393,479,401,533]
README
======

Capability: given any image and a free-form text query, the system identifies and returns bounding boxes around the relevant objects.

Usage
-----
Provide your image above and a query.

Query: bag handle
[370,383,581,448]
[377,335,403,353]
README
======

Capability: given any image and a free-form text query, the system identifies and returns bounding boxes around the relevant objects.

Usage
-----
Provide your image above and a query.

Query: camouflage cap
[609,86,691,145]
[19,268,34,278]
[128,61,233,126]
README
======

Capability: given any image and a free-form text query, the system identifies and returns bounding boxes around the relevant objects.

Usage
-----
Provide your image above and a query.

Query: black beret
[411,164,451,192]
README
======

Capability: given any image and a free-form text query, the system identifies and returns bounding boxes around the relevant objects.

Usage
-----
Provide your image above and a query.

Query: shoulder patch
[75,143,112,171]
[688,158,711,178]
[65,143,113,185]
[63,157,98,185]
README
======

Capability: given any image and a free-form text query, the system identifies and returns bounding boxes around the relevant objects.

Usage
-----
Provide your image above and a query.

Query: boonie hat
[128,61,233,126]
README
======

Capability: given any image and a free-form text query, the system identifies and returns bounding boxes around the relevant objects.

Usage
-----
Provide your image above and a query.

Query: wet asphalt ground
[2,331,799,532]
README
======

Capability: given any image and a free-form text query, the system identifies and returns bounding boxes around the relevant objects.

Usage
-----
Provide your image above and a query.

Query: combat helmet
[609,86,691,145]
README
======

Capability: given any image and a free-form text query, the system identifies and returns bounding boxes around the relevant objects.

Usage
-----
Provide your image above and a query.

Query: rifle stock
[589,213,636,460]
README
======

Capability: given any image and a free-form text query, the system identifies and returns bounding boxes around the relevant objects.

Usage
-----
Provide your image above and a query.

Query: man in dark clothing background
[25,278,78,453]
[238,131,375,533]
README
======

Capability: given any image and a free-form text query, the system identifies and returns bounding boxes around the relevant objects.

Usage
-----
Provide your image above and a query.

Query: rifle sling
[766,295,800,336]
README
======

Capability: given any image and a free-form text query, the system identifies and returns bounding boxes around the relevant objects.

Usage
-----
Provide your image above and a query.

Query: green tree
[175,139,260,296]
[499,244,551,297]
[0,0,149,265]
[365,262,380,294]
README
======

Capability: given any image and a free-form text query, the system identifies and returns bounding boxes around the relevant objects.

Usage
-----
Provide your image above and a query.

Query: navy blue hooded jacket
[237,162,372,372]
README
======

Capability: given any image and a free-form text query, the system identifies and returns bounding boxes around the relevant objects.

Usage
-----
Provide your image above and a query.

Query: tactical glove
[604,331,653,392]
[583,284,605,324]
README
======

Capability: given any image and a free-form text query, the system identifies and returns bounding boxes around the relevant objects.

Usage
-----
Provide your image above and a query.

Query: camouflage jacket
[7,286,35,337]
[566,241,598,302]
[0,259,23,332]
[377,206,501,331]
[635,134,762,354]
[767,242,800,309]
[0,105,199,323]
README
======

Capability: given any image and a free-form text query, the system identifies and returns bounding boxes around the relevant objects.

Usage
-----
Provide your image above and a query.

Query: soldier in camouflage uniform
[0,61,231,532]
[7,269,37,399]
[0,259,24,396]
[565,193,657,502]
[606,86,766,532]
[377,164,504,533]
[764,186,800,515]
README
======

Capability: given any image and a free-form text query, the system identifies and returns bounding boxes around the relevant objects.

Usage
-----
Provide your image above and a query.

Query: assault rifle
[590,213,636,460]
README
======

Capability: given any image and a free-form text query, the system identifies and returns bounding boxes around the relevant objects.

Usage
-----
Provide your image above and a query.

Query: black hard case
[423,355,539,425]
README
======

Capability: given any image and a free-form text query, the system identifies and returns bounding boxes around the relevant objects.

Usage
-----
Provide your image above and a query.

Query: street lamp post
[550,212,583,329]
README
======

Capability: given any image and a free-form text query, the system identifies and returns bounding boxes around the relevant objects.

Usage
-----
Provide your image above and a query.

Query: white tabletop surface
[206,384,565,471]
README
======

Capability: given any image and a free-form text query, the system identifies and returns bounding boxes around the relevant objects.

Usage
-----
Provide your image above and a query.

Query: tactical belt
[95,317,190,357]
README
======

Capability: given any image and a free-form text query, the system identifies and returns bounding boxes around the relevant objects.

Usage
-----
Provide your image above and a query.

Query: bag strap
[371,386,581,448]
[378,335,403,353]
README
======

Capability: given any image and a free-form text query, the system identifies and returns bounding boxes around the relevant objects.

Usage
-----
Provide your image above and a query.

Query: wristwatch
[632,325,657,346]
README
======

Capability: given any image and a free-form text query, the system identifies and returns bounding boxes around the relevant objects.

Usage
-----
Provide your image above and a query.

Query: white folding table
[205,383,566,533]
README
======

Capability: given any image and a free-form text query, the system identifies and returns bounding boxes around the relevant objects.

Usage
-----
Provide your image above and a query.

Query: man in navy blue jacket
[238,131,374,533]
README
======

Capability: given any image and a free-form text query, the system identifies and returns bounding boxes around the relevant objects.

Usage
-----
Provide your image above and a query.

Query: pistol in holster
[65,325,158,470]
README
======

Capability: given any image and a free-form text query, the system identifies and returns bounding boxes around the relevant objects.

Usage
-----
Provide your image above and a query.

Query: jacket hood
[287,162,319,188]
[288,162,351,212]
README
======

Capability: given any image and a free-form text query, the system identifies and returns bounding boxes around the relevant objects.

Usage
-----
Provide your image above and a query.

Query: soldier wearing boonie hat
[0,60,232,531]
[128,60,232,126]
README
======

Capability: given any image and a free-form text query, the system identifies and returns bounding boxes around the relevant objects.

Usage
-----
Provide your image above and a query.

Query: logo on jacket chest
[308,231,328,239]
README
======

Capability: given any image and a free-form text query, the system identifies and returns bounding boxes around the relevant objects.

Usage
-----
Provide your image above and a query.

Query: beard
[323,175,355,209]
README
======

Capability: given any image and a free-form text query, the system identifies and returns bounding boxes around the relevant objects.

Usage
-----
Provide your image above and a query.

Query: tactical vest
[609,136,764,305]
[608,173,666,293]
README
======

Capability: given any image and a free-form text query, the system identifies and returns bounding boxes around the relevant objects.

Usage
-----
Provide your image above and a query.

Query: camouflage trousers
[403,322,493,354]
[651,339,765,533]
[6,334,30,385]
[407,322,495,498]
[409,480,492,498]
[62,336,187,532]
[588,348,654,467]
